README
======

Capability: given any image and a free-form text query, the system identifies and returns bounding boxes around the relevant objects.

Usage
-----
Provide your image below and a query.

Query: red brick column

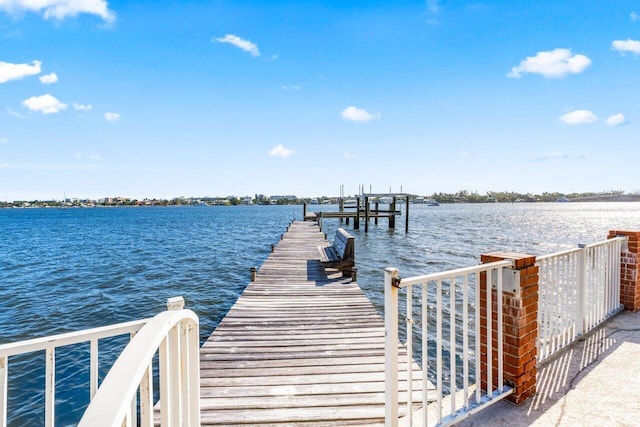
[480,252,538,405]
[608,230,640,312]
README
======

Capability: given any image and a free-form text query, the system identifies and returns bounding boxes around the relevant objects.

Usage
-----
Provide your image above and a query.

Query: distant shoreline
[3,193,640,209]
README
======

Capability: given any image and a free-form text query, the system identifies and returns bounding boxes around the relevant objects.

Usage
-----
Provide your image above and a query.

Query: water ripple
[2,202,640,425]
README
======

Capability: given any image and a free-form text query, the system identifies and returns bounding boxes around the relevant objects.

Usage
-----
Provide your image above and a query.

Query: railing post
[384,267,399,427]
[1,356,7,427]
[45,347,55,427]
[167,296,185,310]
[250,267,257,282]
[480,252,538,405]
[576,244,587,336]
[608,230,640,312]
[187,321,201,426]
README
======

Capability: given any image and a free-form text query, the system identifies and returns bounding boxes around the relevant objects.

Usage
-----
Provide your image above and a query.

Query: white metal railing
[0,296,200,427]
[0,319,149,427]
[79,296,200,427]
[536,236,626,363]
[385,261,514,427]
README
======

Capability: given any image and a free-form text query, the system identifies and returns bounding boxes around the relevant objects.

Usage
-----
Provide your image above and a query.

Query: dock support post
[405,195,409,233]
[354,197,360,230]
[351,267,357,283]
[339,198,344,224]
[303,202,307,220]
[389,197,396,230]
[375,201,379,225]
[250,267,257,282]
[364,196,369,233]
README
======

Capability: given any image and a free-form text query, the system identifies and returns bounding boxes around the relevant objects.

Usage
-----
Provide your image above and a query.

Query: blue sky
[1,0,639,200]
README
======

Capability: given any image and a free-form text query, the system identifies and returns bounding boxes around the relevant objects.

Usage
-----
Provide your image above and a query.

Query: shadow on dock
[456,310,640,426]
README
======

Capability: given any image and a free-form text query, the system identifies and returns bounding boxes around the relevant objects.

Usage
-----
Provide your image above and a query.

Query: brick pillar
[608,230,640,312]
[480,252,538,405]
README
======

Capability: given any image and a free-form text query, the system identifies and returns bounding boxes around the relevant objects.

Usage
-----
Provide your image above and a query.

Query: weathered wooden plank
[200,380,431,399]
[198,354,417,371]
[200,362,419,378]
[200,391,430,411]
[199,405,390,425]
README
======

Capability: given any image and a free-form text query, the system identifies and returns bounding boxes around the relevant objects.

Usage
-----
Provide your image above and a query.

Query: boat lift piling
[305,193,410,233]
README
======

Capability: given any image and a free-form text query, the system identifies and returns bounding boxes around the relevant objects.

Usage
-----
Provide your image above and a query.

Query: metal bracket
[491,268,521,294]
[392,277,402,288]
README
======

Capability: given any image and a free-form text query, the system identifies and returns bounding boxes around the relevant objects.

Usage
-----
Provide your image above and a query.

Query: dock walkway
[198,221,422,426]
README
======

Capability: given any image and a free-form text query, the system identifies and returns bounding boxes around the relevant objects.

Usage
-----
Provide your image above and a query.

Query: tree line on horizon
[2,190,636,208]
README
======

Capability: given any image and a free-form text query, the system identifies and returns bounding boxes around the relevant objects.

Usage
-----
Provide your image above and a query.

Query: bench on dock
[317,228,355,277]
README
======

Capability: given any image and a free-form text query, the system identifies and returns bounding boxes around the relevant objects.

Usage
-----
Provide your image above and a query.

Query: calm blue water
[2,202,640,425]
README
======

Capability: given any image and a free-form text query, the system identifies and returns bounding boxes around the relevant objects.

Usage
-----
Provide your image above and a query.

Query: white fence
[385,261,514,427]
[0,297,200,427]
[536,237,626,363]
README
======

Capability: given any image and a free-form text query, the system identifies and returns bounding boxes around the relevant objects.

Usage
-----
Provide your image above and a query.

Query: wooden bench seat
[317,228,355,277]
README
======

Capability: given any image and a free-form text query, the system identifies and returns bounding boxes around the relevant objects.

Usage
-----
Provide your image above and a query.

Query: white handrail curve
[78,309,200,427]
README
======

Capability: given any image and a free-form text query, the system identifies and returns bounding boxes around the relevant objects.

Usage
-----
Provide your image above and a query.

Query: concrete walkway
[457,310,640,427]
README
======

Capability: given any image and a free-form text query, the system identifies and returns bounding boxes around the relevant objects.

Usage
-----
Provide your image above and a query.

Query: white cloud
[611,39,640,55]
[531,152,569,162]
[268,144,294,158]
[73,102,92,111]
[0,60,41,83]
[344,152,354,158]
[214,34,260,57]
[0,162,8,168]
[39,72,58,84]
[0,137,8,144]
[559,110,597,125]
[104,112,120,122]
[282,85,301,91]
[426,0,440,14]
[7,108,27,118]
[425,0,440,24]
[22,94,67,114]
[341,106,380,123]
[605,113,627,126]
[0,0,115,23]
[508,48,591,78]
[631,11,639,22]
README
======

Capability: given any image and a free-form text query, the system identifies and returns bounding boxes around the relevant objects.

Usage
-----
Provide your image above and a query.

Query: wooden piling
[389,197,396,229]
[364,196,369,233]
[374,201,379,225]
[405,194,410,233]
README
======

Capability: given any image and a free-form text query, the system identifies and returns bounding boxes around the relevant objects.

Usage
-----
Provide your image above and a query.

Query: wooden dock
[198,220,428,426]
[304,194,410,232]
